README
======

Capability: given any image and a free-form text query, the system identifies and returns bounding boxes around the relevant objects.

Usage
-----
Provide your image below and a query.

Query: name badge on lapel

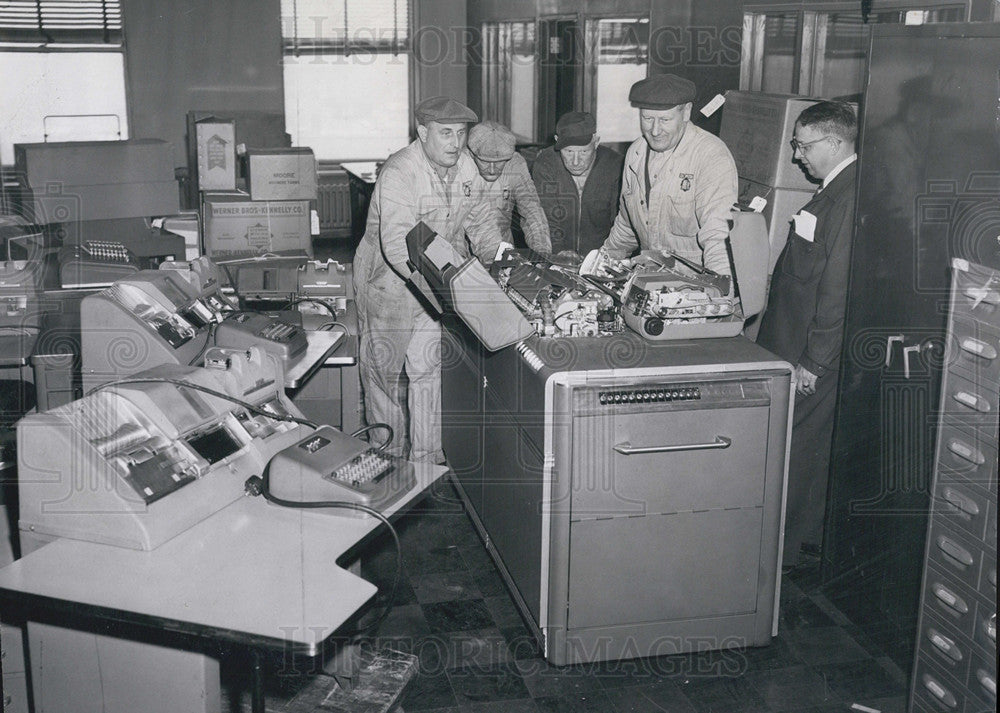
[679,173,694,191]
[462,181,472,197]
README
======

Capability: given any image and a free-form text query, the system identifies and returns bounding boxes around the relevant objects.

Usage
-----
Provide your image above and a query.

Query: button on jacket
[603,124,738,274]
[473,152,551,254]
[531,145,623,256]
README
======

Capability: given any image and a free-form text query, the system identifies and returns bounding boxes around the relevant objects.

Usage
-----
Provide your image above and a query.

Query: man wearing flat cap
[467,121,551,254]
[603,74,738,275]
[353,96,503,463]
[531,111,624,256]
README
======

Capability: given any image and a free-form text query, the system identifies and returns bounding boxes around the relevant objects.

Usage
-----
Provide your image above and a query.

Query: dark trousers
[783,369,839,566]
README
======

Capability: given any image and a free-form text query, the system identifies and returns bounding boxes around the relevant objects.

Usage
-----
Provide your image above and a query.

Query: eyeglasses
[790,136,837,153]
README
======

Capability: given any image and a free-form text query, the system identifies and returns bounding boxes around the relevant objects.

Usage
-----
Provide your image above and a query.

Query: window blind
[0,0,122,45]
[281,0,409,55]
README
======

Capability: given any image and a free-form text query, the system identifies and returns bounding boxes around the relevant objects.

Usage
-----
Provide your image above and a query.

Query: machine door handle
[614,436,731,455]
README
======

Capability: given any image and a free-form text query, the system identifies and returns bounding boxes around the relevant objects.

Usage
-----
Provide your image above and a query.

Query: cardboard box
[196,120,237,191]
[720,92,824,191]
[202,193,313,259]
[15,140,175,187]
[246,148,317,201]
[738,178,814,273]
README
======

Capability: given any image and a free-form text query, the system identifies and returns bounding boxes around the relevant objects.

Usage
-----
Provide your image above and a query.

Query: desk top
[284,329,344,387]
[0,462,446,655]
[340,162,379,184]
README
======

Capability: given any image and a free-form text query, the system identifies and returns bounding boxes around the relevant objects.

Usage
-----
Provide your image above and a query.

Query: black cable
[249,462,404,638]
[349,423,394,451]
[87,377,319,429]
[186,323,217,366]
[285,297,337,317]
[220,263,242,303]
[317,321,351,333]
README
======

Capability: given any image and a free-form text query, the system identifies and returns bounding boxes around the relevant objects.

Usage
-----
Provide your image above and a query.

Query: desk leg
[251,649,265,713]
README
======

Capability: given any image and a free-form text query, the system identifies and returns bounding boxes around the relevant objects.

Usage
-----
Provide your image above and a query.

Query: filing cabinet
[910,260,998,713]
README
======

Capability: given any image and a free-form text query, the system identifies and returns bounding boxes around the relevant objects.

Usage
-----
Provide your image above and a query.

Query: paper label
[700,93,725,117]
[749,196,768,213]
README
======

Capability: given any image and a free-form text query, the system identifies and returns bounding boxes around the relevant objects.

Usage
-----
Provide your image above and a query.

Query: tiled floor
[339,477,910,713]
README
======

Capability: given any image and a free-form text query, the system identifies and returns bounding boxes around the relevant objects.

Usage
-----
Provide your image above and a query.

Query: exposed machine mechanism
[492,249,623,338]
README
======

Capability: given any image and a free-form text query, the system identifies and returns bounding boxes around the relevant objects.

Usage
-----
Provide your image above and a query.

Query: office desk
[0,462,446,713]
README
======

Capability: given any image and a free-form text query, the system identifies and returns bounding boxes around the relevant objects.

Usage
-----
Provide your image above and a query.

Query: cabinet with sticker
[909,259,997,713]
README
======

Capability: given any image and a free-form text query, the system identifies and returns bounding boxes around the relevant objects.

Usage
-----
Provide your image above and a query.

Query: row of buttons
[598,387,701,405]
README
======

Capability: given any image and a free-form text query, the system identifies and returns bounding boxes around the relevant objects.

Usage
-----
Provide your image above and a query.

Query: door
[537,17,580,144]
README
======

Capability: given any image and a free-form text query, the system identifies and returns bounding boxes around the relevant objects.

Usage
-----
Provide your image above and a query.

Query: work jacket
[604,124,738,275]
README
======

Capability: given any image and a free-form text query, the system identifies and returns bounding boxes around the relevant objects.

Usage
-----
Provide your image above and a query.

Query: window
[281,0,411,161]
[741,4,966,97]
[0,0,127,165]
[585,17,649,142]
[481,21,536,141]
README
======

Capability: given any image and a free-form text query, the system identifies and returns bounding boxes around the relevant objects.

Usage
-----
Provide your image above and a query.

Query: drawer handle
[977,668,997,697]
[940,487,979,518]
[935,536,974,567]
[922,673,958,708]
[932,582,969,614]
[614,436,731,455]
[959,337,998,360]
[986,613,996,643]
[964,286,1000,306]
[953,390,990,412]
[927,628,962,662]
[946,438,985,465]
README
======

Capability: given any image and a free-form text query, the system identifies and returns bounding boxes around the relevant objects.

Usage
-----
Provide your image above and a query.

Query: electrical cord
[244,461,404,639]
[86,377,319,430]
[317,321,351,333]
[285,297,337,317]
[349,423,394,451]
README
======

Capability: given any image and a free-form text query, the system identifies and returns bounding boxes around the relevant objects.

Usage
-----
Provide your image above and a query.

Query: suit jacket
[756,162,857,377]
[530,145,623,255]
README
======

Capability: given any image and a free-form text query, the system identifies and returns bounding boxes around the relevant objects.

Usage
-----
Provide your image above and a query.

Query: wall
[415,0,469,113]
[121,0,285,167]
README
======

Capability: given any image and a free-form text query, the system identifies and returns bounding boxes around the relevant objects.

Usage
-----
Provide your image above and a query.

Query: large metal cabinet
[442,320,793,665]
[823,23,1000,672]
[909,260,997,713]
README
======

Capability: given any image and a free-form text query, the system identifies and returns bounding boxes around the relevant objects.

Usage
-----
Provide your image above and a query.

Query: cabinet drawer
[937,422,998,488]
[927,520,983,593]
[968,649,997,707]
[919,608,972,686]
[932,478,991,542]
[923,564,978,639]
[0,621,25,674]
[914,653,963,710]
[946,316,1000,389]
[941,372,999,424]
[572,405,769,516]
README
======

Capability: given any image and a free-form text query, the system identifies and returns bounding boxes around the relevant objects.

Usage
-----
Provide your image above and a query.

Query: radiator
[316,172,352,233]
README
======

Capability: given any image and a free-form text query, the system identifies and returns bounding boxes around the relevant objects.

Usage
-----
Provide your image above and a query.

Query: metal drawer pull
[953,390,990,412]
[922,674,958,707]
[986,613,996,643]
[964,286,1000,306]
[977,669,996,697]
[940,487,979,517]
[931,582,969,614]
[960,337,997,360]
[927,628,962,661]
[614,436,731,455]
[946,438,985,465]
[935,536,974,567]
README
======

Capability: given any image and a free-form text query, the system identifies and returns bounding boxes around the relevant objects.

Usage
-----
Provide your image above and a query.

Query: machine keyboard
[326,448,394,486]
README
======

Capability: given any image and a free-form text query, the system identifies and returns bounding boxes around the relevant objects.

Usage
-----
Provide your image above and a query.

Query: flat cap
[415,96,478,125]
[628,74,697,110]
[468,121,516,161]
[554,111,596,150]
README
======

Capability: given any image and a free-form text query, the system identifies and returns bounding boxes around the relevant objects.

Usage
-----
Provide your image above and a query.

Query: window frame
[740,1,970,95]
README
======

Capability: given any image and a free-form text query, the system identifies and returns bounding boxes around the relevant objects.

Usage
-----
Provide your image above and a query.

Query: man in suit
[530,111,623,257]
[756,101,858,568]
